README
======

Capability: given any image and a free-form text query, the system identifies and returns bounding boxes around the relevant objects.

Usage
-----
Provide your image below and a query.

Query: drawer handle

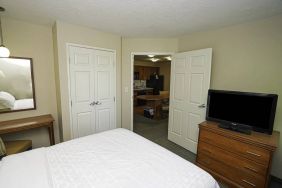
[242,179,256,187]
[244,166,258,173]
[246,151,261,157]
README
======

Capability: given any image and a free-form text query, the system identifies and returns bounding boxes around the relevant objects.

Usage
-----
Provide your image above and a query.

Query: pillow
[0,137,6,159]
[0,91,15,109]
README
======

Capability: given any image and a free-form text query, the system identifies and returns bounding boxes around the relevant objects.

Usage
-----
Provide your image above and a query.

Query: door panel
[190,73,204,104]
[168,48,212,153]
[70,46,94,138]
[77,112,93,137]
[94,50,115,133]
[69,46,116,138]
[97,71,111,100]
[174,73,185,101]
[96,108,111,133]
[171,109,183,135]
[74,71,91,102]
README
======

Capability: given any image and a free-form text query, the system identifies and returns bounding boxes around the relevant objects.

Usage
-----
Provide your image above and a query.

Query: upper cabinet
[134,66,160,80]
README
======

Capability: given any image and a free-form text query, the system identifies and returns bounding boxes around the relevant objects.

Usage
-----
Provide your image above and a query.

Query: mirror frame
[0,56,36,114]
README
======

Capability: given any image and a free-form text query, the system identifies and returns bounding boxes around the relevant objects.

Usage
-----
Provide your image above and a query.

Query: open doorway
[133,54,171,121]
[132,53,171,143]
[131,53,199,162]
[131,53,196,161]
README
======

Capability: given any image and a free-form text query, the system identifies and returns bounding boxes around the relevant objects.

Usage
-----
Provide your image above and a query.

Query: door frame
[66,43,117,138]
[130,52,174,131]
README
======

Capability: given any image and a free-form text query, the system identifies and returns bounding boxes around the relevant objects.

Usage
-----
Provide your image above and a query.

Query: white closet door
[93,50,116,133]
[69,46,116,138]
[168,48,212,153]
[69,46,95,138]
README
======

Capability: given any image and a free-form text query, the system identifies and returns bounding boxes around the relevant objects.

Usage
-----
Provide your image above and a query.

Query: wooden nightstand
[196,121,279,188]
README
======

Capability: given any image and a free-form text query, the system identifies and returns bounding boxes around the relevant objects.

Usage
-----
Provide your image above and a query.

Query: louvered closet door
[69,46,116,138]
[168,48,212,153]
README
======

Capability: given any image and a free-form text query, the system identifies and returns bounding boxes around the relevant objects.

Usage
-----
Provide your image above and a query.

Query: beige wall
[0,18,59,147]
[134,60,171,91]
[53,21,122,141]
[178,14,282,178]
[122,38,178,130]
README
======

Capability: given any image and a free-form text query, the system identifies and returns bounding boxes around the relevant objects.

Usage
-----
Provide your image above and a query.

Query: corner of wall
[52,21,63,142]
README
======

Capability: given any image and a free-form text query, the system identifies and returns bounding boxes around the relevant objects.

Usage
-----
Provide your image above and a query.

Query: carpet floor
[133,114,281,188]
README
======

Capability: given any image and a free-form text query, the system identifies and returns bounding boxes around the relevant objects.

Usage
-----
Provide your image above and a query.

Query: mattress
[0,128,219,188]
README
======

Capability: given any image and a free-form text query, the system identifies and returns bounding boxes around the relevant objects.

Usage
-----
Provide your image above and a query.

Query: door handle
[90,101,95,106]
[198,104,206,108]
[95,101,102,105]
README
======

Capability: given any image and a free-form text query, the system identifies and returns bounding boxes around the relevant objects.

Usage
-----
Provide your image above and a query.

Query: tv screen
[206,90,278,134]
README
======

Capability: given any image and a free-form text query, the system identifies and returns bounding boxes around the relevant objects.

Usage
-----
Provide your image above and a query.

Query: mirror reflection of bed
[0,57,36,113]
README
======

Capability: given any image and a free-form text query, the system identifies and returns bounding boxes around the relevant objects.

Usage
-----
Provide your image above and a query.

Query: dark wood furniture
[196,121,279,188]
[0,115,55,146]
[136,95,169,119]
[134,65,160,80]
[133,88,154,106]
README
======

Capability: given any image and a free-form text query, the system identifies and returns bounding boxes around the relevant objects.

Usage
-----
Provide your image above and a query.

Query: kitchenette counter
[134,87,154,91]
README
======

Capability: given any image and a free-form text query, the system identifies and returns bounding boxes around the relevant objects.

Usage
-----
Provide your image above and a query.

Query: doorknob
[198,104,206,108]
[95,101,102,105]
[90,101,95,106]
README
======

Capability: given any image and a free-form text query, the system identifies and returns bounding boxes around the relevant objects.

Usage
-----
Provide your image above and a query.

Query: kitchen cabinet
[134,66,159,80]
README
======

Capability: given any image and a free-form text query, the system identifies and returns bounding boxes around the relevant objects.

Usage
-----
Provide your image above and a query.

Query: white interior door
[69,45,116,138]
[168,48,212,153]
[94,50,116,133]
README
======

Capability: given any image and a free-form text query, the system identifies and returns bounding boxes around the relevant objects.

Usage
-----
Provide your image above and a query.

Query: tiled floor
[133,114,282,188]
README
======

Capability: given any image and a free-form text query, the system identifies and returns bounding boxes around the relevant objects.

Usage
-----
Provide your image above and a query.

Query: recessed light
[165,56,172,61]
[148,55,154,58]
[151,58,159,62]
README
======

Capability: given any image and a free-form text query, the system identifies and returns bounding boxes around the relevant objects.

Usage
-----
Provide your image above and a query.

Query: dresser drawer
[200,129,271,165]
[198,141,268,176]
[197,152,266,188]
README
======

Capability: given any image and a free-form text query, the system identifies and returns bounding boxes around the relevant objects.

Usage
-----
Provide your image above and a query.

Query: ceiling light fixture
[148,55,154,58]
[151,58,159,62]
[0,7,10,58]
[165,56,172,61]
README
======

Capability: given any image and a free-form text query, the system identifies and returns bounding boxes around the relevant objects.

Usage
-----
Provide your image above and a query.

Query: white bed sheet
[0,128,219,188]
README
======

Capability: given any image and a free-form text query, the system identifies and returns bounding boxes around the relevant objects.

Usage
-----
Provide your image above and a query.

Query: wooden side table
[0,114,55,145]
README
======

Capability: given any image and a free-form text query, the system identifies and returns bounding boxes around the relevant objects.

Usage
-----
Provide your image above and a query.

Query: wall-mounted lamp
[0,7,10,58]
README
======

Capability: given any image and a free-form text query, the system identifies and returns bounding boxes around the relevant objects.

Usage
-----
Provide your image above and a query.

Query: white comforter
[0,128,219,188]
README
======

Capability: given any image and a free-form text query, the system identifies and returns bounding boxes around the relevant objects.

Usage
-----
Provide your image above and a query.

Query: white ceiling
[1,0,282,37]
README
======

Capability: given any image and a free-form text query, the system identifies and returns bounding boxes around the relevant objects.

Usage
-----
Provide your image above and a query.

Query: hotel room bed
[0,128,219,188]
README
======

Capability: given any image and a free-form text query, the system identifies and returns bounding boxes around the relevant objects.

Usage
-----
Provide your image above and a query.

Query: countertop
[134,87,154,91]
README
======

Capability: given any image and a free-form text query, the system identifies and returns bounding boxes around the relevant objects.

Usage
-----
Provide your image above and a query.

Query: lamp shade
[0,45,10,57]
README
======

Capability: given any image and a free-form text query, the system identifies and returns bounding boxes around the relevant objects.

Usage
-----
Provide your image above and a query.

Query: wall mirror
[0,57,36,113]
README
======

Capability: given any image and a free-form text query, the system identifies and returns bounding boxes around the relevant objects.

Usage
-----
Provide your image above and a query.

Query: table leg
[154,100,162,120]
[48,123,55,145]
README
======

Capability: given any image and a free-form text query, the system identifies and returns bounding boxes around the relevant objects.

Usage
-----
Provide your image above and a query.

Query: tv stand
[196,121,279,188]
[219,122,252,135]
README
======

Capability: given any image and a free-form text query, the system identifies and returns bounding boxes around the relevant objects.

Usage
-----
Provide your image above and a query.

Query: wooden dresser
[196,121,279,188]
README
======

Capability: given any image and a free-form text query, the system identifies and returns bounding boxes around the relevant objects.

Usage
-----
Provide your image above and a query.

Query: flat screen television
[206,89,278,134]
